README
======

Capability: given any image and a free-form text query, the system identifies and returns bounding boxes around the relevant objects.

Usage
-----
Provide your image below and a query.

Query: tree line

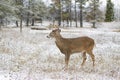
[49,0,114,28]
[0,0,47,32]
[0,0,115,31]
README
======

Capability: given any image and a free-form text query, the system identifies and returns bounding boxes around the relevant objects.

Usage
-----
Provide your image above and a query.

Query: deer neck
[55,34,63,42]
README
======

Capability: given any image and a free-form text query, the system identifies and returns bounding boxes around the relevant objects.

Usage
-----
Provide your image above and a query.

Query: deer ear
[58,28,61,32]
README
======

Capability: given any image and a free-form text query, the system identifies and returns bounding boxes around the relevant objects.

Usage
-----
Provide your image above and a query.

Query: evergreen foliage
[84,0,103,28]
[105,0,114,22]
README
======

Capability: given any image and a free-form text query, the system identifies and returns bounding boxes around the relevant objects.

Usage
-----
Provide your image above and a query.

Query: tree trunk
[16,21,19,27]
[31,19,35,26]
[26,0,30,26]
[31,14,35,26]
[92,0,96,28]
[80,1,83,28]
[20,15,22,33]
[26,12,30,26]
[0,23,1,30]
[92,22,96,28]
[58,0,61,26]
[75,0,78,27]
[0,19,3,30]
[69,0,72,27]
[0,19,1,30]
[67,18,69,27]
[5,18,8,27]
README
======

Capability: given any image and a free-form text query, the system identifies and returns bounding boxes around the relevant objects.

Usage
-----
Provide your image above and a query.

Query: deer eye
[52,30,56,32]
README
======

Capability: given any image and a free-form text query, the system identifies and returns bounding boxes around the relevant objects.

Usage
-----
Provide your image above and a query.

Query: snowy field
[0,22,120,80]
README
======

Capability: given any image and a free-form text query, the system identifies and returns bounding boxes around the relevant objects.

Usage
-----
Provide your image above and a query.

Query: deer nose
[47,35,50,38]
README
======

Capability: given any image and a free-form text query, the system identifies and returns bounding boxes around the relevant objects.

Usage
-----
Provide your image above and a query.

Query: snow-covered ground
[0,22,120,80]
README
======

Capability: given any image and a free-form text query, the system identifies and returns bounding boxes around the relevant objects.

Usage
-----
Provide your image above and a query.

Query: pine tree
[105,0,114,22]
[50,0,62,26]
[85,0,102,28]
[0,0,14,29]
[78,0,88,28]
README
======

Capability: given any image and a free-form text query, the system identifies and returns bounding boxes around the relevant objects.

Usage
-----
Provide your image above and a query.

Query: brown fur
[47,29,95,69]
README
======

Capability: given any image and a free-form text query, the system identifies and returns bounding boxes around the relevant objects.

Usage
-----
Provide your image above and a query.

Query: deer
[47,28,95,70]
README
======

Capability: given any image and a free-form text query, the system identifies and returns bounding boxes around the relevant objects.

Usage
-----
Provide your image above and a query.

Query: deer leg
[87,50,95,67]
[81,52,87,66]
[64,53,70,70]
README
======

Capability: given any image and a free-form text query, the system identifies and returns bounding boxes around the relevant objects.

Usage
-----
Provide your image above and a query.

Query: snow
[0,22,120,80]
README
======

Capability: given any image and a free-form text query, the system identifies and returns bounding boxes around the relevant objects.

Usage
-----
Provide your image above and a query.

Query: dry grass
[0,28,120,80]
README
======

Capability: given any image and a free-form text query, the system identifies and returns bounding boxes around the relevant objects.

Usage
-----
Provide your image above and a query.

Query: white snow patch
[0,22,120,80]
